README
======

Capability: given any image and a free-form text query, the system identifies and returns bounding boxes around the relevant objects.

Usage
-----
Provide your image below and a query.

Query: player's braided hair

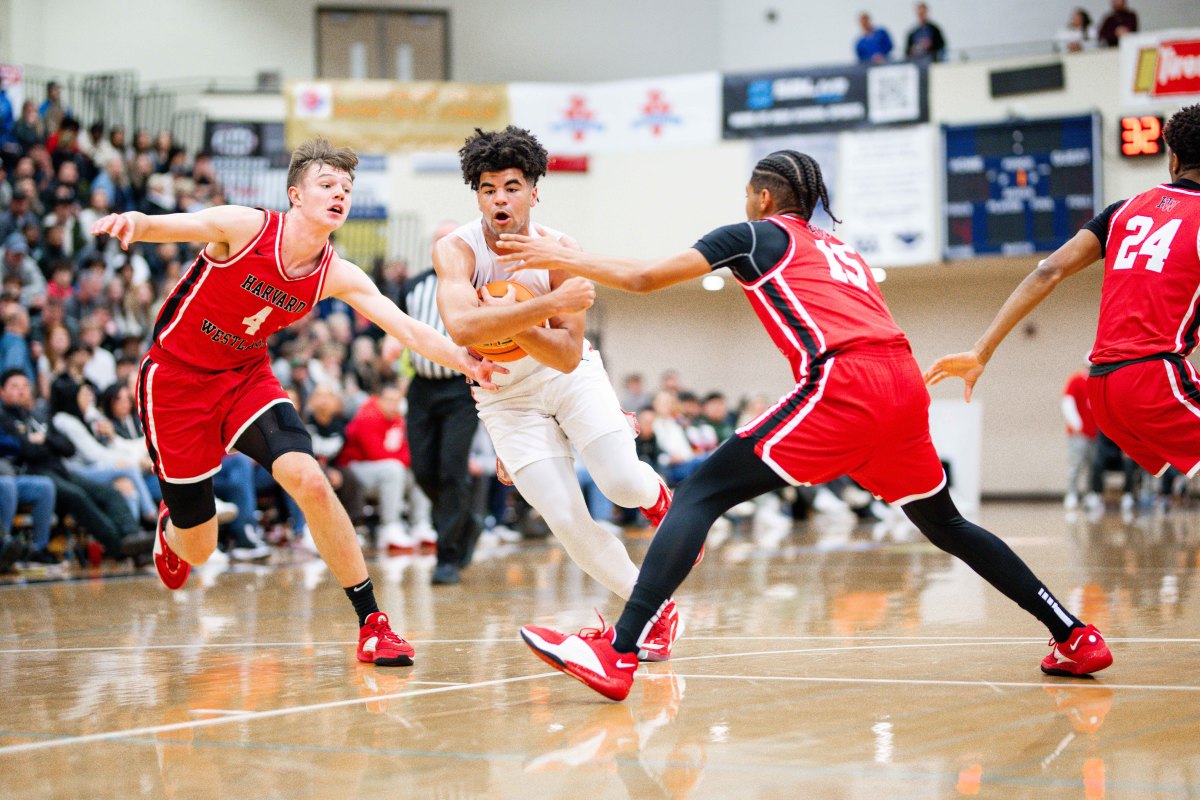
[459,126,549,190]
[1164,104,1200,173]
[750,150,840,225]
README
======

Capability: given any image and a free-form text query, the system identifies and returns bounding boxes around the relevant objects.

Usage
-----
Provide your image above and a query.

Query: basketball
[471,280,545,362]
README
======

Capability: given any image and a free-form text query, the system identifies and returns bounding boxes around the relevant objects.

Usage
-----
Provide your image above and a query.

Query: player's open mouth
[494,212,511,223]
[328,205,344,216]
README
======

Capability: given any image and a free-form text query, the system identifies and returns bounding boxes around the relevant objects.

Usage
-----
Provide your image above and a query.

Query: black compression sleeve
[1082,200,1125,256]
[692,220,791,283]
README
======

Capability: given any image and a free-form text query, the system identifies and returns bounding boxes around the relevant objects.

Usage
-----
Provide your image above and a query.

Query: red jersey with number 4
[1091,183,1200,364]
[151,208,332,370]
[740,215,909,381]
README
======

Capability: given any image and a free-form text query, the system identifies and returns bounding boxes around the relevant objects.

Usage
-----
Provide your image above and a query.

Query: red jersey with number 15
[1090,182,1200,364]
[737,215,909,381]
[150,208,333,370]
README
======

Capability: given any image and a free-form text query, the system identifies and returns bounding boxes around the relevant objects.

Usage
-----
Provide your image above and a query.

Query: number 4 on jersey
[242,305,273,335]
[1113,215,1181,273]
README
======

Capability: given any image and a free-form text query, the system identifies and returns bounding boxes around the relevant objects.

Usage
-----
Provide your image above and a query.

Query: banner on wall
[1121,28,1200,109]
[285,80,509,151]
[0,65,24,113]
[837,125,937,267]
[723,62,926,139]
[508,73,721,155]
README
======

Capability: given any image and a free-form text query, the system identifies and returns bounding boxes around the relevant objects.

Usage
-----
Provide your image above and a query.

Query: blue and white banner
[509,73,721,155]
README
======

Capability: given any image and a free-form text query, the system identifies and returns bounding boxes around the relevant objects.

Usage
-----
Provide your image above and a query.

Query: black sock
[613,585,667,654]
[344,578,379,626]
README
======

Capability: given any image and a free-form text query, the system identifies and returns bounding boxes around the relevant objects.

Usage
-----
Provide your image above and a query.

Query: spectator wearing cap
[2,234,44,308]
[0,306,34,384]
[0,190,39,244]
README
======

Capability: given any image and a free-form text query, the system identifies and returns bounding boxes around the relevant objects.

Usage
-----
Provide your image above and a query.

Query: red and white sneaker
[637,599,681,662]
[357,612,415,667]
[1041,624,1113,677]
[638,478,704,565]
[520,618,638,702]
[153,503,190,590]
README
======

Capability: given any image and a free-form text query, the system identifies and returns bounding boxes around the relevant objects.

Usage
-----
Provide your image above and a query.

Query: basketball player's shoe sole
[1040,624,1112,677]
[637,599,682,662]
[520,622,637,702]
[153,504,190,590]
[357,612,415,667]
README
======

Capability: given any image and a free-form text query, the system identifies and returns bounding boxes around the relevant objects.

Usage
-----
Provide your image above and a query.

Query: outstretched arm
[90,205,266,258]
[923,229,1103,401]
[322,256,506,390]
[495,233,711,293]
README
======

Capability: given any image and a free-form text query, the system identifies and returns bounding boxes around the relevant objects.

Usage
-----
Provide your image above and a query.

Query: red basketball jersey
[1091,183,1200,364]
[737,215,909,380]
[151,209,333,370]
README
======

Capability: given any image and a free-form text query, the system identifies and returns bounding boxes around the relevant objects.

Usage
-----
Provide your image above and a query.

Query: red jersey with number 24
[1090,182,1200,364]
[150,208,332,370]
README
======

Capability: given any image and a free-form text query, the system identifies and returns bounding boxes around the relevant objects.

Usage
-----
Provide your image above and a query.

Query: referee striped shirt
[400,268,457,380]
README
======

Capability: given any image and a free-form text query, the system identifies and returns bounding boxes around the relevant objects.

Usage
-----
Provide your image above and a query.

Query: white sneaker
[1120,493,1135,513]
[230,526,271,561]
[377,521,415,552]
[1064,492,1079,511]
[491,524,521,543]
[813,487,851,515]
[411,523,438,547]
[214,498,239,525]
[197,546,229,568]
[1083,493,1103,513]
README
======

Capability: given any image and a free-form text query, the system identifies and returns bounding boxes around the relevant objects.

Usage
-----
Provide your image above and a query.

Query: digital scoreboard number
[943,114,1100,259]
[1119,115,1164,158]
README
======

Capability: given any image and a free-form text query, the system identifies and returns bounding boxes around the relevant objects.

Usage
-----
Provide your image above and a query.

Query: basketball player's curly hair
[459,126,549,191]
[1164,104,1200,172]
[750,150,840,225]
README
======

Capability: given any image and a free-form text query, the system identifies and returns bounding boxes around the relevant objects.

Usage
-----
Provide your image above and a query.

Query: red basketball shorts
[136,349,291,483]
[1088,357,1200,477]
[737,348,946,504]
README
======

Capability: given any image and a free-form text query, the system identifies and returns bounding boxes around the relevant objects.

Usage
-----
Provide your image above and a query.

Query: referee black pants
[405,376,480,567]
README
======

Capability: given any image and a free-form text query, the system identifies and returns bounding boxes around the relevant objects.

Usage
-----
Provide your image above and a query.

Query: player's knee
[277,458,331,506]
[593,474,646,509]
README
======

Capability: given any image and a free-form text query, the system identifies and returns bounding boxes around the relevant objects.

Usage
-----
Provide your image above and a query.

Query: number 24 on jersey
[1114,215,1182,273]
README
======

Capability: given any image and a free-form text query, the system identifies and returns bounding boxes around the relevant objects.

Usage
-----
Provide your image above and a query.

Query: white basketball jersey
[450,217,581,390]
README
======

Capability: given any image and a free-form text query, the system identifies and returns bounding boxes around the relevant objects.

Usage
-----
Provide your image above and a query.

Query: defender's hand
[923,351,986,403]
[91,212,137,250]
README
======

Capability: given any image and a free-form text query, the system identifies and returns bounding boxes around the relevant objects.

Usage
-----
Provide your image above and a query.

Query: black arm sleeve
[1082,200,1125,256]
[692,220,791,283]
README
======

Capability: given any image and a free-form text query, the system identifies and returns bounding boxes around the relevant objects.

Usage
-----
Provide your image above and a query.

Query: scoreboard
[943,114,1100,259]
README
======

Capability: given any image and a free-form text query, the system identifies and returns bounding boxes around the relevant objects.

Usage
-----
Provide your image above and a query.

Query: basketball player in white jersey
[433,126,681,660]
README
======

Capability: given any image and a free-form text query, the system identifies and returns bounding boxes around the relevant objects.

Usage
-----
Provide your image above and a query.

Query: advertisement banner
[285,80,509,152]
[1121,28,1200,109]
[837,125,937,267]
[723,62,926,138]
[508,73,721,155]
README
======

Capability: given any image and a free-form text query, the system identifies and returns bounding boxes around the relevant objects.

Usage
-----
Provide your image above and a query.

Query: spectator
[2,234,45,308]
[49,373,156,523]
[35,323,71,400]
[0,190,37,245]
[304,382,364,530]
[339,383,414,551]
[65,271,104,332]
[905,2,945,61]
[1056,8,1095,53]
[0,305,34,384]
[855,12,893,64]
[12,101,43,153]
[1097,0,1137,47]
[619,373,650,413]
[38,81,67,136]
[78,316,117,391]
[701,391,735,442]
[0,369,150,560]
[651,390,703,485]
[1063,364,1098,511]
[679,390,719,456]
[0,469,57,564]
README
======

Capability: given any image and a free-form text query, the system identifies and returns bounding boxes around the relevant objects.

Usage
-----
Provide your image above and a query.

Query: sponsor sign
[508,73,720,155]
[1121,28,1200,108]
[723,62,926,138]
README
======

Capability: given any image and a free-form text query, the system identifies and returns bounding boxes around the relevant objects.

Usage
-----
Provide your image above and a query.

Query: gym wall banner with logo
[285,80,510,152]
[1121,28,1200,110]
[722,62,927,139]
[508,73,721,155]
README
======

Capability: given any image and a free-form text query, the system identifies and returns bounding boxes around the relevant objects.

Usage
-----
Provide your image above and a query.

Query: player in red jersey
[497,149,1110,701]
[88,139,540,668]
[928,105,1200,484]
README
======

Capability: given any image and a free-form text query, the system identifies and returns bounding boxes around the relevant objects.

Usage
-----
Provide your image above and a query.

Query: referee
[400,221,480,585]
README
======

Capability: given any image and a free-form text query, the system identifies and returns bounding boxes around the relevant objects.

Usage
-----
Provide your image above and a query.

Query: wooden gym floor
[0,502,1197,798]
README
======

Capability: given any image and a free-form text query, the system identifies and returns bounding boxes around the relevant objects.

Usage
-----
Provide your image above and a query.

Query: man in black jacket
[0,368,149,560]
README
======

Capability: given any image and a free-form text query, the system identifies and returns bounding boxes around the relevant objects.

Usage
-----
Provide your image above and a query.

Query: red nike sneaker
[637,599,680,662]
[153,503,190,590]
[1040,624,1113,677]
[357,612,415,667]
[520,618,637,701]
